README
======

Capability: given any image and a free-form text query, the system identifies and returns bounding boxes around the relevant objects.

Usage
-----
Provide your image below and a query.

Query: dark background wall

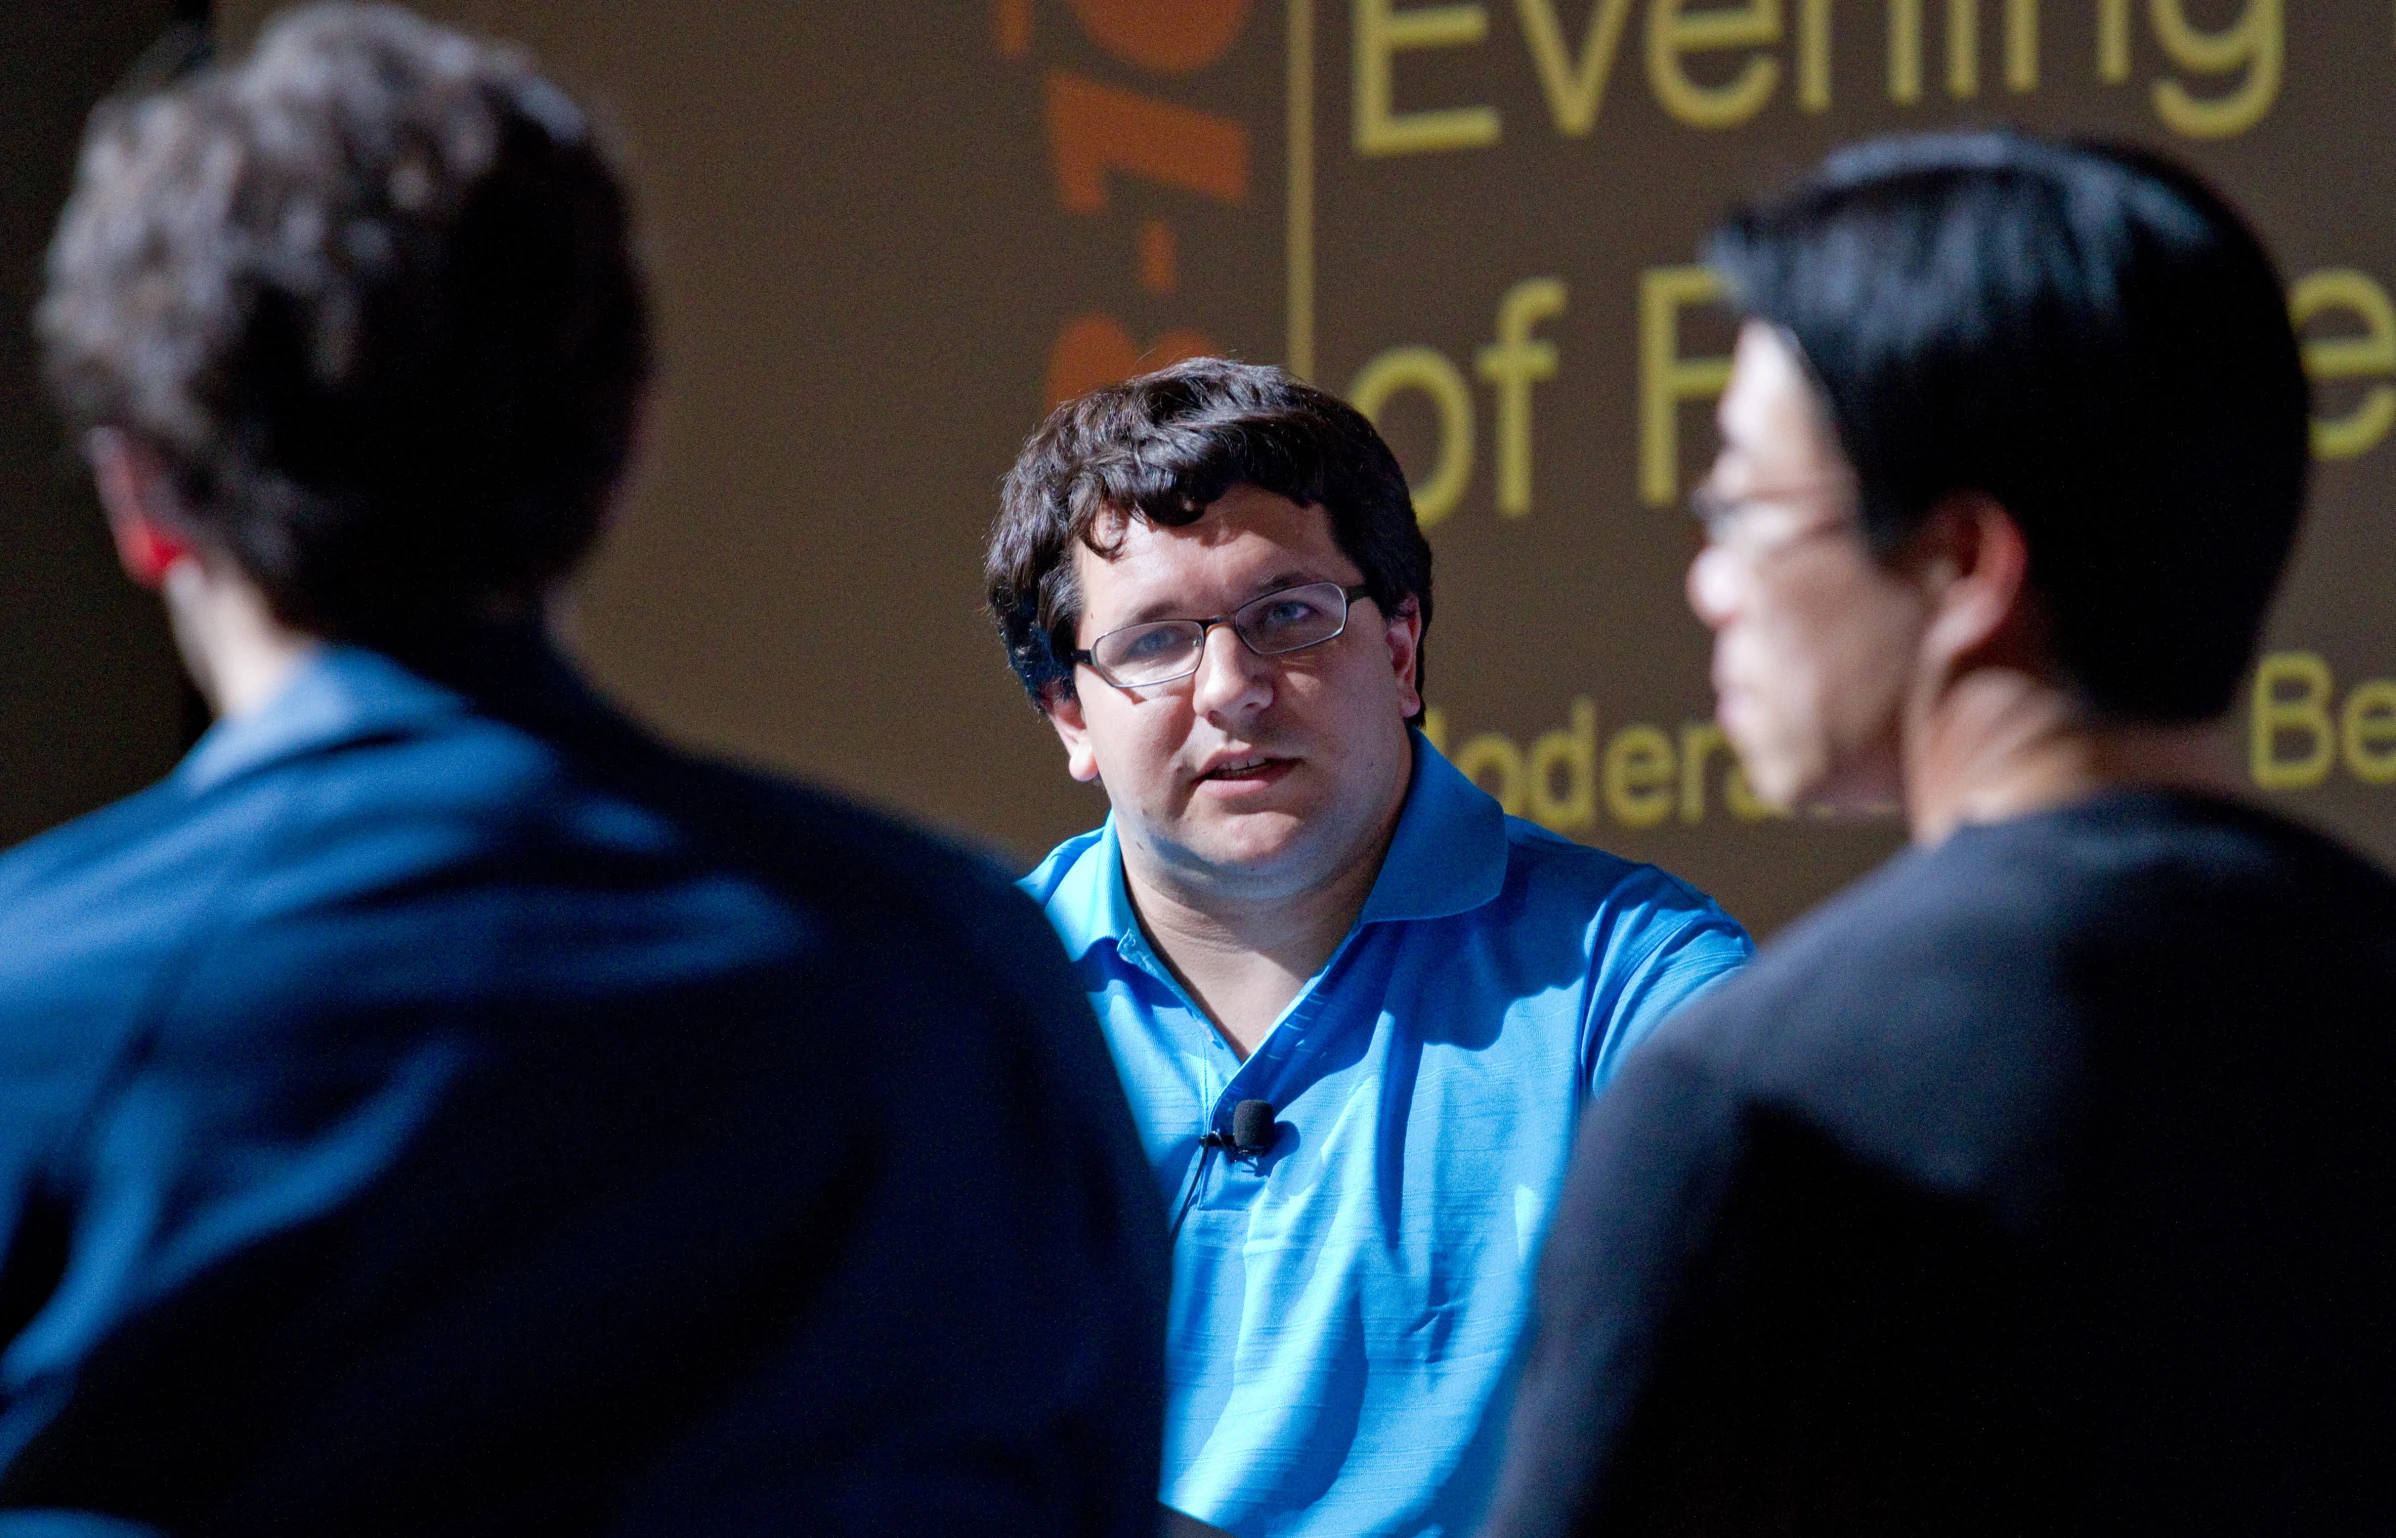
[19,2,2396,938]
[0,1,203,849]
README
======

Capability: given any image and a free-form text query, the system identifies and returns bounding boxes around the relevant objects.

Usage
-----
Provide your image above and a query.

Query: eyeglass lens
[1088,581,1351,687]
[1688,482,1856,557]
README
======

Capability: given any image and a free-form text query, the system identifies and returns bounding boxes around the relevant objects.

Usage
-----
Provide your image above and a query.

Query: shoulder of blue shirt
[1020,728,1753,982]
[0,640,1147,1140]
[0,642,1029,945]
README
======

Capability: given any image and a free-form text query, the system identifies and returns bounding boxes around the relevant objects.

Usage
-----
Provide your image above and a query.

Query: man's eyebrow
[1110,571,1330,627]
[1113,595,1190,627]
[1242,570,1333,603]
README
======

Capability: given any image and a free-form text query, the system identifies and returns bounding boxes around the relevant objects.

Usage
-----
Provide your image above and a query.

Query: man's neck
[161,553,320,721]
[1904,666,2242,846]
[1120,814,1400,1062]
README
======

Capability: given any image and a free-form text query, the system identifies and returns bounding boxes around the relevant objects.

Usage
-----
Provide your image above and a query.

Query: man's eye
[1122,627,1184,658]
[1260,600,1321,627]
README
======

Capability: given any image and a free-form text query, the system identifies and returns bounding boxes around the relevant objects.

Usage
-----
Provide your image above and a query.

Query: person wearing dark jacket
[1482,133,2396,1536]
[0,7,1165,1534]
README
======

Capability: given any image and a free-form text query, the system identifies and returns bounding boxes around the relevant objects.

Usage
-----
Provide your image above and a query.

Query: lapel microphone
[1201,1098,1277,1159]
[1176,1099,1279,1242]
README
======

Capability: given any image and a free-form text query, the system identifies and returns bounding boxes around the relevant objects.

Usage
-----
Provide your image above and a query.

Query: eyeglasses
[1687,480,1858,560]
[1071,581,1375,690]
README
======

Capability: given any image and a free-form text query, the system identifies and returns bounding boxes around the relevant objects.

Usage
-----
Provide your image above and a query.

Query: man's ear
[1381,597,1424,720]
[1041,682,1102,784]
[88,428,194,590]
[1916,491,2038,681]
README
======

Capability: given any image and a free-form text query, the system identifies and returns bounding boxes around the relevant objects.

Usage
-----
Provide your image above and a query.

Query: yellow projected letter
[1455,731,1528,814]
[1648,0,1782,129]
[2290,269,2396,462]
[1515,0,1637,133]
[1679,721,1777,821]
[1355,0,1502,154]
[1639,265,1731,507]
[1530,699,1598,831]
[1477,277,1568,517]
[2344,681,2396,786]
[2097,0,2131,80]
[2005,0,2036,89]
[1351,345,1477,524]
[2150,0,2280,139]
[1603,725,1676,828]
[2250,652,2335,790]
[1886,0,1989,100]
[1798,0,1832,109]
[1889,0,1922,101]
[1947,0,1979,97]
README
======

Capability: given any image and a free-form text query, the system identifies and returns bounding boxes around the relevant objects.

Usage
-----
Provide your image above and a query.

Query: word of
[1348,277,1570,522]
[1424,696,1777,830]
[2250,651,2396,790]
[1356,0,2282,148]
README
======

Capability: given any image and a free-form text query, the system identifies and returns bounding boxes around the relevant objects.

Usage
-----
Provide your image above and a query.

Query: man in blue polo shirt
[984,358,1752,1537]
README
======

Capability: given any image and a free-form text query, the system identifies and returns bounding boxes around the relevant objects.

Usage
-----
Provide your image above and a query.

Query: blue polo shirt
[1021,732,1752,1537]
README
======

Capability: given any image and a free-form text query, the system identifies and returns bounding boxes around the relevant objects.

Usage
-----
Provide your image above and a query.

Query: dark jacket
[1484,791,2396,1536]
[0,634,1165,1537]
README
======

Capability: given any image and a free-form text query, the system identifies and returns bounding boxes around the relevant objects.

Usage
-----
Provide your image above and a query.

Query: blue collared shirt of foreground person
[4,9,1165,1530]
[0,637,1168,1534]
[1024,729,1750,1535]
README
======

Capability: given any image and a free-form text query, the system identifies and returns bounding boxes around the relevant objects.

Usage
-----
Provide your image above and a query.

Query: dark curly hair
[985,357,1433,719]
[38,2,651,645]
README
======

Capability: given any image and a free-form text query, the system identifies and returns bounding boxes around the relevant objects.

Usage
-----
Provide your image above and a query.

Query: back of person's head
[1707,130,2307,723]
[986,356,1434,715]
[39,2,651,647]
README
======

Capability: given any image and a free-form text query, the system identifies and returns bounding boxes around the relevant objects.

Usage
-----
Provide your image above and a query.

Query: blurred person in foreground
[987,359,1751,1538]
[1481,131,2396,1537]
[0,7,1163,1534]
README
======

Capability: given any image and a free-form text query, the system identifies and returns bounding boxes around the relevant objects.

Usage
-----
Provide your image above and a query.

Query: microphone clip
[1202,1098,1278,1161]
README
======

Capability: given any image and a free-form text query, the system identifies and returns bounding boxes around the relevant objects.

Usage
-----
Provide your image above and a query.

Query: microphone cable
[1168,1099,1275,1244]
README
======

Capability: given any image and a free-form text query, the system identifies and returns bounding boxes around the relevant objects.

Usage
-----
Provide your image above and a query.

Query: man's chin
[1730,753,1802,814]
[1715,717,1798,811]
[1722,735,1839,818]
[1760,752,1905,820]
[1186,816,1312,871]
[1153,810,1330,893]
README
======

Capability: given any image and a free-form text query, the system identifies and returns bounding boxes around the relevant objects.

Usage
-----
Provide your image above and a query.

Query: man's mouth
[1197,752,1293,782]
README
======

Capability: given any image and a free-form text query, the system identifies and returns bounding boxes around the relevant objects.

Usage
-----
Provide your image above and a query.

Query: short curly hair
[985,358,1433,718]
[38,2,651,644]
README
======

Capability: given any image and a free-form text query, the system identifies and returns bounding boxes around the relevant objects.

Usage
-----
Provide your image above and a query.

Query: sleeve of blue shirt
[1580,867,1754,1097]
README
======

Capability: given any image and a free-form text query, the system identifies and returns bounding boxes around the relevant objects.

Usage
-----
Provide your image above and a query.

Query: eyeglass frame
[1686,478,1860,561]
[1068,581,1378,690]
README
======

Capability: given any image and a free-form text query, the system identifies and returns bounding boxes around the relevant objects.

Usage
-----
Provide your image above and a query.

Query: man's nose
[1189,622,1272,719]
[1687,543,1740,630]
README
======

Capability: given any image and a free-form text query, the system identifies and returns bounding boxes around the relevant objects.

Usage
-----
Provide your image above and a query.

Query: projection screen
[220,0,2396,933]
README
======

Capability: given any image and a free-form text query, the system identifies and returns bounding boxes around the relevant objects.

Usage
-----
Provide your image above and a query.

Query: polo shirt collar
[1048,816,1141,961]
[1055,729,1508,960]
[176,643,470,795]
[1356,728,1509,925]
